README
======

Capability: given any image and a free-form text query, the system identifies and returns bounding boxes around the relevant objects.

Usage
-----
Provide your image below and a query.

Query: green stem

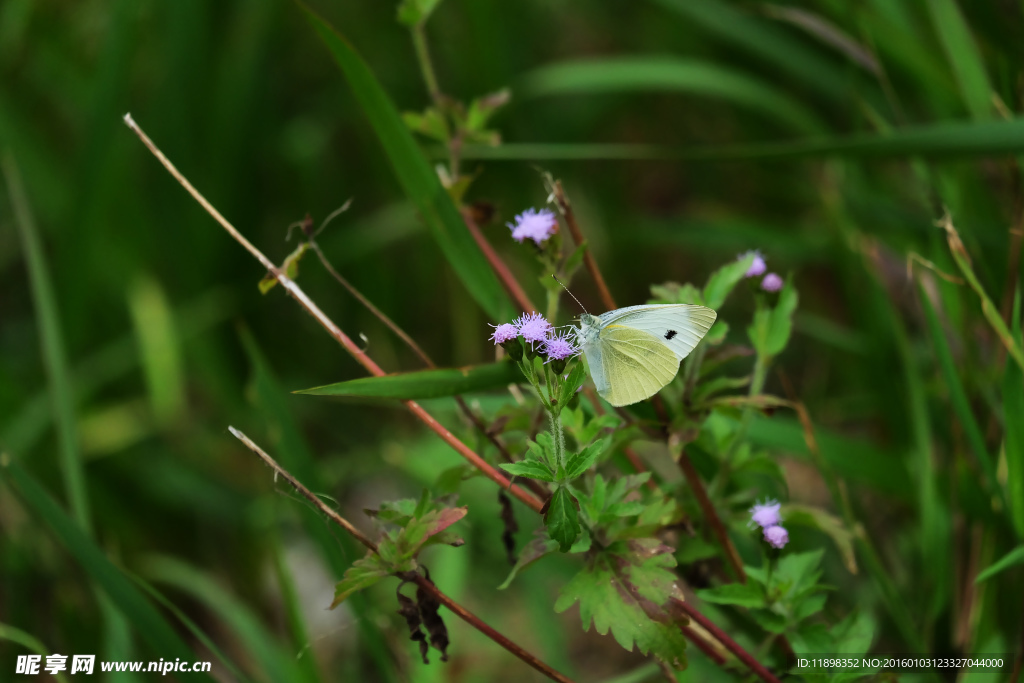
[548,410,566,470]
[410,23,443,110]
[713,351,769,496]
[546,284,560,323]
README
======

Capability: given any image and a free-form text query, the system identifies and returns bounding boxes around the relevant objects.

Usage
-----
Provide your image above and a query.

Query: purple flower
[749,499,781,529]
[515,312,552,346]
[508,208,557,245]
[741,250,767,278]
[542,328,580,362]
[763,525,789,549]
[761,273,783,292]
[489,323,519,345]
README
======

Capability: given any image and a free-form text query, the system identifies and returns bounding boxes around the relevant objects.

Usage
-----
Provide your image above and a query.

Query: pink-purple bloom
[749,499,782,529]
[761,273,783,292]
[763,525,789,549]
[508,208,557,245]
[515,312,552,346]
[741,250,767,278]
[542,328,581,362]
[489,323,519,345]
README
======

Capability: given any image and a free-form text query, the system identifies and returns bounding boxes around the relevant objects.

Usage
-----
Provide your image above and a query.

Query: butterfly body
[577,304,717,407]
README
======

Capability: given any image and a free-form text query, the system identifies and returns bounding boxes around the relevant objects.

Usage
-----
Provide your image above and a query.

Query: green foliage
[297,361,520,399]
[555,540,688,669]
[544,486,582,553]
[748,277,798,359]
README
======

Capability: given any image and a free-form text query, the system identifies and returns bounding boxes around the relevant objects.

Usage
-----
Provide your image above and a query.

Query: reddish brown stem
[124,114,544,515]
[233,428,575,683]
[681,626,727,665]
[673,599,781,683]
[550,179,616,312]
[673,437,746,584]
[460,208,538,314]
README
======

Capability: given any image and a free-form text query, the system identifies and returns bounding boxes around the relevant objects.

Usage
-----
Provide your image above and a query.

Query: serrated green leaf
[975,545,1024,584]
[704,253,754,309]
[774,549,825,596]
[790,622,833,655]
[529,432,557,468]
[650,281,704,305]
[833,611,875,653]
[331,554,390,608]
[696,582,766,608]
[749,608,788,634]
[303,7,511,320]
[296,361,521,400]
[500,460,555,482]
[396,506,467,560]
[793,593,827,622]
[554,540,688,668]
[545,486,581,552]
[564,437,608,481]
[558,360,588,412]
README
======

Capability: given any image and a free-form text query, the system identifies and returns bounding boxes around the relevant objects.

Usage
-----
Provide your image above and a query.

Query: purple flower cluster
[739,251,784,293]
[489,312,580,363]
[749,499,789,549]
[508,208,557,245]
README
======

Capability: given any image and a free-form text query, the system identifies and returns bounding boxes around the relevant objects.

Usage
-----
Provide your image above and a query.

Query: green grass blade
[127,274,187,427]
[974,545,1024,584]
[141,555,305,683]
[519,57,825,134]
[1005,292,1024,537]
[918,285,1004,512]
[296,360,521,399]
[266,523,323,683]
[2,152,90,533]
[301,4,512,321]
[458,118,1024,162]
[0,457,211,678]
[924,0,992,120]
[649,0,851,101]
[0,622,71,683]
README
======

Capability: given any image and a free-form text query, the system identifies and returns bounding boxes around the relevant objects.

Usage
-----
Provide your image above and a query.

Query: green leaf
[296,361,521,400]
[696,582,766,608]
[303,7,511,320]
[258,241,309,294]
[765,277,798,356]
[331,554,391,607]
[703,252,754,309]
[793,593,827,621]
[0,623,71,683]
[975,545,1024,585]
[500,460,555,482]
[833,611,875,653]
[773,549,825,596]
[691,375,750,404]
[564,437,608,481]
[782,504,858,575]
[394,506,468,561]
[749,608,788,634]
[558,361,587,411]
[528,432,557,468]
[704,394,791,411]
[555,540,688,668]
[1005,292,1024,537]
[545,486,581,552]
[924,0,991,120]
[520,57,824,134]
[127,274,186,427]
[498,531,559,590]
[790,622,833,655]
[402,107,448,142]
[0,458,210,678]
[650,281,704,305]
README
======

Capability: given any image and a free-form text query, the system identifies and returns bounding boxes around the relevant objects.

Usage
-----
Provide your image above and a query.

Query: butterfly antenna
[552,275,588,315]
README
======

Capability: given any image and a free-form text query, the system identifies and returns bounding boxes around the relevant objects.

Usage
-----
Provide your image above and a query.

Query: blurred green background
[2,0,1024,681]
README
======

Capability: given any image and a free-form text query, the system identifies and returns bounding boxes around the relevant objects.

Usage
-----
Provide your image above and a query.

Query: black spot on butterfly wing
[664,330,678,340]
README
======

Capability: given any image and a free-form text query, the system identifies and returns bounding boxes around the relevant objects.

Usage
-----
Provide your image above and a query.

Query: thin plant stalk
[548,178,617,312]
[671,598,781,683]
[123,114,545,515]
[229,428,576,683]
[461,208,538,313]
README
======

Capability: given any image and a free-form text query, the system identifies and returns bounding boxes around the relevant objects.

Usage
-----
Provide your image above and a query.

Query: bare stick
[671,435,746,584]
[548,179,616,312]
[123,113,544,515]
[673,599,781,683]
[460,208,538,314]
[230,428,575,683]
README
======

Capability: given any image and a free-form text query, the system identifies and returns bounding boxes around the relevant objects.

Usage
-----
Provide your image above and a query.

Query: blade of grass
[126,274,187,427]
[519,57,825,134]
[918,283,1006,516]
[974,545,1024,585]
[1005,291,1024,538]
[0,456,211,677]
[457,118,1024,162]
[141,554,306,683]
[924,0,992,120]
[3,153,90,532]
[0,622,71,683]
[265,522,323,683]
[301,4,512,321]
[296,361,522,400]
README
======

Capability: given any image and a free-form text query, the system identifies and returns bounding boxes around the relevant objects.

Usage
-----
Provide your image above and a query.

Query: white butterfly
[577,304,717,407]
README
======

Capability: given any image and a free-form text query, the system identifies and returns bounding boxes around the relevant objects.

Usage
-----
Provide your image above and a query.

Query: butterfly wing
[601,304,716,361]
[597,324,681,406]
